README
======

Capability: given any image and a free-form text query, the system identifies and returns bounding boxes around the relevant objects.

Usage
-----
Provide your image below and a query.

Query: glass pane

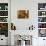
[38,23,46,28]
[0,11,8,16]
[0,3,8,10]
[38,11,46,16]
[0,17,8,22]
[38,3,46,10]
[0,23,8,37]
[38,17,46,22]
[38,29,46,37]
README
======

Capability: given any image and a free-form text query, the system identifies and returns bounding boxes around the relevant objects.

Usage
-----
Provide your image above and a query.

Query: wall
[11,0,38,30]
[11,0,46,46]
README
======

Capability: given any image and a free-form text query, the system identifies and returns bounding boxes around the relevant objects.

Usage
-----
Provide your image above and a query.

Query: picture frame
[17,10,29,19]
[38,29,46,37]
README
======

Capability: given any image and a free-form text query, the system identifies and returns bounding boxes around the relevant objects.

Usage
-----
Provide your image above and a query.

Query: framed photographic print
[17,10,29,19]
[38,23,46,28]
[0,23,8,37]
[0,17,8,22]
[38,29,46,37]
[0,11,8,16]
[38,3,46,10]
